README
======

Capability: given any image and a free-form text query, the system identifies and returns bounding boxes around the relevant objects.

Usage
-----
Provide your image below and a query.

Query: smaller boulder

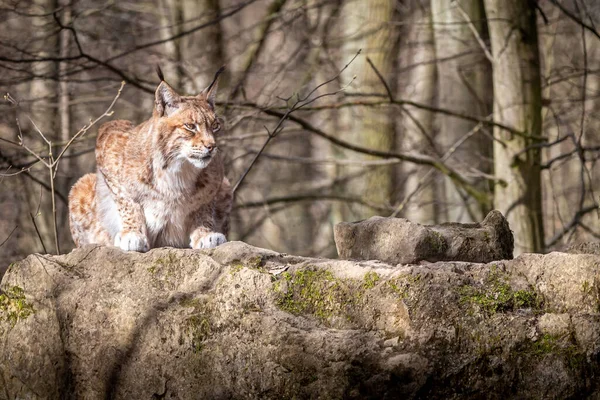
[334,210,513,264]
[565,242,600,255]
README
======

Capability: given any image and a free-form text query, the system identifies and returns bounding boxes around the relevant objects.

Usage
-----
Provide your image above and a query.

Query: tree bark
[484,0,544,254]
[158,0,183,89]
[431,0,493,223]
[180,0,225,92]
[56,0,73,251]
[338,0,396,222]
[398,2,438,224]
[21,0,60,254]
[157,0,225,91]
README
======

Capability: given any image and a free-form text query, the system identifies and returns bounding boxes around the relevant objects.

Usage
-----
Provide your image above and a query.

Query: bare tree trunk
[157,0,225,90]
[398,2,438,224]
[245,2,322,256]
[484,0,544,254]
[338,0,395,222]
[21,0,59,254]
[580,38,600,239]
[538,5,568,248]
[180,0,225,92]
[431,0,492,223]
[158,0,183,89]
[56,0,73,251]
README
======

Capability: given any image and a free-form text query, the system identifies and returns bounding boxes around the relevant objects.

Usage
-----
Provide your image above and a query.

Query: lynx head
[153,66,225,169]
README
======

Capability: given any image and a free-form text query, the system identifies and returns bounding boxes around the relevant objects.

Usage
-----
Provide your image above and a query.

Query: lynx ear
[154,66,181,117]
[200,66,225,109]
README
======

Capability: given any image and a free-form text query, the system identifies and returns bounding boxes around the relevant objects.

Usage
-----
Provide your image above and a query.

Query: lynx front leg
[189,204,227,249]
[113,197,150,252]
[97,170,150,252]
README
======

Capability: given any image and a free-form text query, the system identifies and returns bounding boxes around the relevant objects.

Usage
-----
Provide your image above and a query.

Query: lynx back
[69,67,232,252]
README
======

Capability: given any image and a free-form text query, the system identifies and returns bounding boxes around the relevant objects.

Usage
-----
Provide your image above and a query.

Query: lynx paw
[115,231,149,252]
[191,232,227,249]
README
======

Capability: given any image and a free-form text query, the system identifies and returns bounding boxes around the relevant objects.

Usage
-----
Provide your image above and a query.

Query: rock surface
[1,242,600,399]
[334,210,514,264]
[567,241,600,255]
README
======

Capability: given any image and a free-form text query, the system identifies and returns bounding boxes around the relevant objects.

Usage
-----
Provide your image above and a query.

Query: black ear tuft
[156,65,165,82]
[205,66,225,95]
[201,66,225,108]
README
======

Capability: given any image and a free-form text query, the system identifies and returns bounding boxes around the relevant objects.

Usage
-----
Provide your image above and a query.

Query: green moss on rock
[459,266,543,315]
[147,252,181,289]
[363,272,381,289]
[273,268,364,324]
[0,286,35,326]
[517,333,587,372]
[529,334,562,356]
[580,278,600,313]
[229,262,245,275]
[179,297,203,309]
[274,269,341,321]
[228,256,266,275]
[185,315,211,353]
[148,252,178,274]
[386,274,422,299]
[246,256,264,269]
[182,296,214,353]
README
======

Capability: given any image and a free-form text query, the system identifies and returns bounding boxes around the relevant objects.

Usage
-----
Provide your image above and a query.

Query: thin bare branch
[455,2,494,63]
[235,193,394,213]
[0,225,17,249]
[232,51,362,194]
[30,212,48,255]
[53,81,125,163]
[548,0,600,40]
[546,204,599,248]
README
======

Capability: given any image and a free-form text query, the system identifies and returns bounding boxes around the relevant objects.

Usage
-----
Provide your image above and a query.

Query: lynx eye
[211,120,221,133]
[183,123,196,131]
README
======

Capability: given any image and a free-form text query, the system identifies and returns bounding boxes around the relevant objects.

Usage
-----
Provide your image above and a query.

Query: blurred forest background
[1,0,600,267]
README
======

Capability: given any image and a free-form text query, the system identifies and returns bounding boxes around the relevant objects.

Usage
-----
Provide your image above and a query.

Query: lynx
[68,67,232,252]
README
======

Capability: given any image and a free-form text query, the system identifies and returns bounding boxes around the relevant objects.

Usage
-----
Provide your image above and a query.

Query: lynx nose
[205,143,214,152]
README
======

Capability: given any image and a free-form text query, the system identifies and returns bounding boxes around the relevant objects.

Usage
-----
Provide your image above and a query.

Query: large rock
[1,242,600,399]
[334,210,513,264]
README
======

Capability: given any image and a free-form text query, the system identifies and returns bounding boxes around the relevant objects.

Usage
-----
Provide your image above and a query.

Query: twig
[237,203,289,241]
[454,1,494,63]
[240,150,406,166]
[0,225,17,249]
[30,212,47,254]
[578,222,600,240]
[547,0,600,40]
[256,107,495,207]
[232,50,361,194]
[231,97,537,140]
[54,81,125,162]
[235,193,394,213]
[366,57,394,101]
[365,56,439,155]
[390,123,485,217]
[0,166,30,177]
[4,81,125,254]
[230,0,288,99]
[546,204,598,248]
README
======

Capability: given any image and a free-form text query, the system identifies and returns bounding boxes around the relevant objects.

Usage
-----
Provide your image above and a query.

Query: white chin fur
[188,156,212,169]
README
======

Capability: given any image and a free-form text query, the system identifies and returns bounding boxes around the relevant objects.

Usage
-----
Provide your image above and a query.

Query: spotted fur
[69,69,232,252]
